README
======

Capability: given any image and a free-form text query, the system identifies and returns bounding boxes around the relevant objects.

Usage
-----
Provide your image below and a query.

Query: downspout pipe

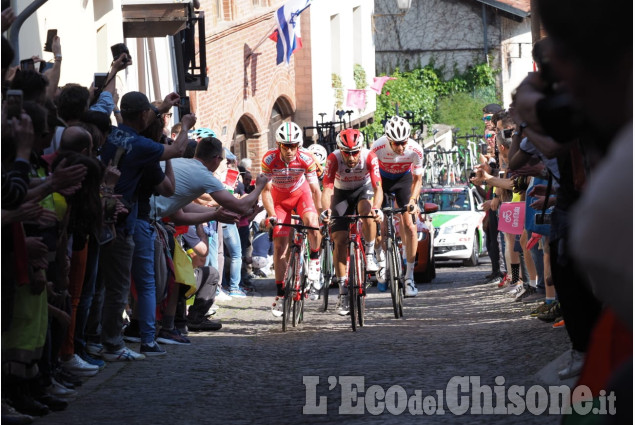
[8,0,49,66]
[482,3,488,62]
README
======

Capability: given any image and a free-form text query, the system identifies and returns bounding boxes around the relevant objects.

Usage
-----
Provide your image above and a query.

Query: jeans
[222,223,241,291]
[485,212,505,275]
[187,267,219,323]
[74,237,100,354]
[529,243,545,293]
[131,220,157,344]
[98,231,135,351]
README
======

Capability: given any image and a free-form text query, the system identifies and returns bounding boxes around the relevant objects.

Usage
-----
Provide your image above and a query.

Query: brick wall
[193,0,293,174]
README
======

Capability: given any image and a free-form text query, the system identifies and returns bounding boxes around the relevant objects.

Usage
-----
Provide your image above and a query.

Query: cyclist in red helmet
[321,129,384,315]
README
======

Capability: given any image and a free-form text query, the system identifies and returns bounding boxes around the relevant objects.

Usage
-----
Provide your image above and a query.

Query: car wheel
[415,240,436,283]
[462,232,479,267]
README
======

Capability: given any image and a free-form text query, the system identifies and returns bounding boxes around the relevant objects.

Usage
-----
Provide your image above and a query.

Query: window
[213,0,234,22]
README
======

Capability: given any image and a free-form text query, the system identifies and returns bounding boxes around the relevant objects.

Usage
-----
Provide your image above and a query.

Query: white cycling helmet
[275,122,303,145]
[384,116,411,142]
[306,144,327,166]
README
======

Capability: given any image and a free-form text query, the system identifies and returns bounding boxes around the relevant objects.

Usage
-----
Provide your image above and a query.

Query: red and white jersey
[261,147,318,193]
[322,149,382,191]
[371,135,424,179]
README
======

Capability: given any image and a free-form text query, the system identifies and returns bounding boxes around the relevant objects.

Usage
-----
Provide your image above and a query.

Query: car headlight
[442,223,469,234]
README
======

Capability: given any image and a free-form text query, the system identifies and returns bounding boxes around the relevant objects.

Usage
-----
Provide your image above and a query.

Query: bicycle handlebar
[330,215,375,221]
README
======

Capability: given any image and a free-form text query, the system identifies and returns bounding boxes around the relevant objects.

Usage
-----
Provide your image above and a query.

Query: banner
[346,89,366,110]
[369,76,396,94]
[497,202,526,235]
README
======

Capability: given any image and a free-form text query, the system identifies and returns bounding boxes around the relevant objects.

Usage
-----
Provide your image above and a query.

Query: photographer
[511,0,631,383]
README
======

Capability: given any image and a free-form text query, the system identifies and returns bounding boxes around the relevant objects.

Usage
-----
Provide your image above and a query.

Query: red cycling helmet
[336,129,364,152]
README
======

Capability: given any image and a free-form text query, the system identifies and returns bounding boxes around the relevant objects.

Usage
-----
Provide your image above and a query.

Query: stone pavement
[38,261,574,424]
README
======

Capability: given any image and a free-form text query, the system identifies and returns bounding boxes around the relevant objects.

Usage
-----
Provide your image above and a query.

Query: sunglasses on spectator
[482,115,493,121]
[279,143,299,151]
[390,140,407,146]
[342,150,360,157]
[486,133,495,139]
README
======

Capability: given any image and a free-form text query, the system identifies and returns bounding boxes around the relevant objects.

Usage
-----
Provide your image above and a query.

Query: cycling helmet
[306,143,328,166]
[275,122,303,144]
[194,127,217,139]
[336,128,364,152]
[384,116,411,142]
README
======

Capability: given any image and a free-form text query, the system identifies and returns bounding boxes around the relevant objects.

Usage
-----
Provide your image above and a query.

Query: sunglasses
[482,115,493,121]
[342,150,360,157]
[279,144,299,151]
[486,133,495,139]
[390,140,407,146]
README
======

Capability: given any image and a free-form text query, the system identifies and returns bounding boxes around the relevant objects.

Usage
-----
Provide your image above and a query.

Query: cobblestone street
[39,260,573,424]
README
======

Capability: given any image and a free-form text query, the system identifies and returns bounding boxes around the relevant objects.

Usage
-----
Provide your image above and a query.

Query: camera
[110,43,130,64]
[534,213,552,226]
[5,89,23,119]
[103,197,118,224]
[179,96,191,116]
[94,73,108,90]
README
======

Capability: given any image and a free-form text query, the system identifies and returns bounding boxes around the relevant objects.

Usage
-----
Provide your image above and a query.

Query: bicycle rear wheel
[283,249,299,332]
[387,239,401,319]
[348,242,358,331]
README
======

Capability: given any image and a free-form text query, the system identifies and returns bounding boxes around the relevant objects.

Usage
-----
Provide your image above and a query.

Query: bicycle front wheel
[357,247,366,327]
[348,242,358,332]
[283,248,299,331]
[387,239,401,319]
[320,240,334,312]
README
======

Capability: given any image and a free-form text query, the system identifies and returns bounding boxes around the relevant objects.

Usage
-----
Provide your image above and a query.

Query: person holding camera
[96,90,193,362]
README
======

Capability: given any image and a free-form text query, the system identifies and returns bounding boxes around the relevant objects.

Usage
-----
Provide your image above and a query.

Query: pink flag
[346,89,366,110]
[369,76,396,94]
[497,202,526,235]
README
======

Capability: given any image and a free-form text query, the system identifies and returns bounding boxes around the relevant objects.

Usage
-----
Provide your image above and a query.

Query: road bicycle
[276,215,320,332]
[330,214,374,331]
[319,223,335,312]
[381,193,412,319]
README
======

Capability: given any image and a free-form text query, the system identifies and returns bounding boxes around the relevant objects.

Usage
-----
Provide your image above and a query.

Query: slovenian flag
[272,0,312,65]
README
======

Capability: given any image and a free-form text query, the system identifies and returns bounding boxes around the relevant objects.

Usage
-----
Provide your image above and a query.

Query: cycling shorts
[330,182,374,233]
[271,181,317,238]
[381,172,413,209]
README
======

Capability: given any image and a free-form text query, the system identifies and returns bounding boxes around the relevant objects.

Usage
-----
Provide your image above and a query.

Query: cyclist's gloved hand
[319,209,331,223]
[372,208,384,222]
[268,216,278,227]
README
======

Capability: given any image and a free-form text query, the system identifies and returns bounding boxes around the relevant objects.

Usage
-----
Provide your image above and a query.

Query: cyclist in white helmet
[371,116,424,297]
[306,143,327,180]
[261,121,322,316]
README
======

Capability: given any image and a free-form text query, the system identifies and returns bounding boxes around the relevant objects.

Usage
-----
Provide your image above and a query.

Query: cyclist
[371,116,424,298]
[261,122,322,316]
[306,143,327,181]
[320,129,384,315]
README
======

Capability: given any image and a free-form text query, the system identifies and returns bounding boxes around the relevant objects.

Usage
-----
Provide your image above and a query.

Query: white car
[420,186,485,266]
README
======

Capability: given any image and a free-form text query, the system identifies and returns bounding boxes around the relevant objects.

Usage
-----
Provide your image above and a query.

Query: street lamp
[396,0,412,11]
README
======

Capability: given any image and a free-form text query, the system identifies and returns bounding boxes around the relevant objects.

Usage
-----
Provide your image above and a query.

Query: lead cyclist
[371,116,424,298]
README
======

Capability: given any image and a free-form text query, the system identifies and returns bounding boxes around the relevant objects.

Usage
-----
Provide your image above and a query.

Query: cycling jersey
[371,136,424,180]
[261,147,318,193]
[322,149,381,191]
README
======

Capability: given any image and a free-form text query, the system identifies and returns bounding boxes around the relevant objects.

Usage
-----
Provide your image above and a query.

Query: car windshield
[421,190,471,212]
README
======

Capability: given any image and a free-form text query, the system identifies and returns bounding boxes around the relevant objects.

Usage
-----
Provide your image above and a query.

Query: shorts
[330,183,374,233]
[271,182,317,238]
[381,172,413,209]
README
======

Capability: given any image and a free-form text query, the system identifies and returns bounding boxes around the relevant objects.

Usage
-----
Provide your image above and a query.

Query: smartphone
[110,43,129,63]
[20,58,35,71]
[44,29,57,53]
[5,89,23,119]
[39,61,54,73]
[94,73,108,90]
[480,143,488,155]
[179,96,191,116]
[534,213,552,226]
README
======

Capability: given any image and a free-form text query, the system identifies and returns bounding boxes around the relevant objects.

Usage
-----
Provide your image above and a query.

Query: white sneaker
[60,354,99,377]
[271,296,284,317]
[47,378,77,398]
[558,349,585,380]
[338,294,350,316]
[86,342,104,357]
[404,278,418,297]
[102,346,146,362]
[215,288,232,302]
[308,258,321,283]
[376,250,386,268]
[365,253,379,272]
[309,287,319,301]
[507,283,523,297]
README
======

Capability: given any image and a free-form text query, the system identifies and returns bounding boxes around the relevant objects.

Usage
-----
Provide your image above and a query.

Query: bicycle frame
[381,193,408,318]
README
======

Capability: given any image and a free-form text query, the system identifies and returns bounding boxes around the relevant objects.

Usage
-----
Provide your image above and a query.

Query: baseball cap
[223,147,237,161]
[120,91,152,113]
[482,103,503,114]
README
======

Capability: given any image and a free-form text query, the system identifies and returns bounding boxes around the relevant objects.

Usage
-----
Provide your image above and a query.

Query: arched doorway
[267,96,294,149]
[231,114,258,163]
